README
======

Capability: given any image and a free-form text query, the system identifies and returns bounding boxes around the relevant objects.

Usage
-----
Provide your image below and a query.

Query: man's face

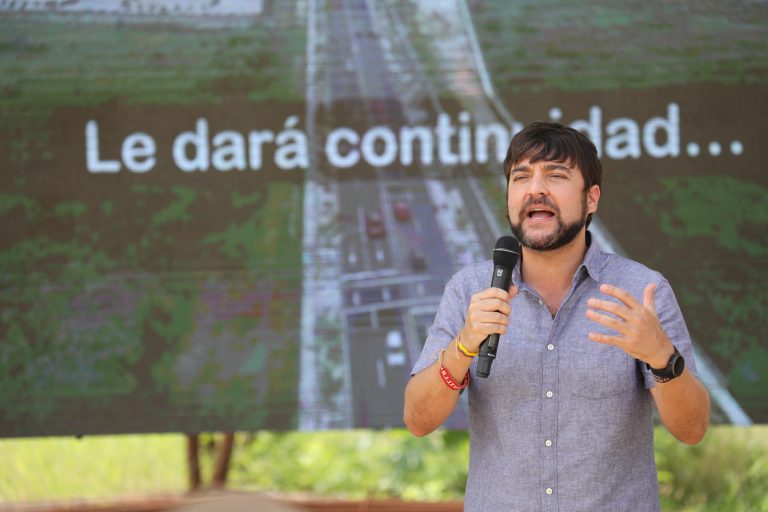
[506,158,600,251]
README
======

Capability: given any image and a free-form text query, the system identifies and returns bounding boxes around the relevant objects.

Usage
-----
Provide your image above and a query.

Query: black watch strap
[647,346,685,383]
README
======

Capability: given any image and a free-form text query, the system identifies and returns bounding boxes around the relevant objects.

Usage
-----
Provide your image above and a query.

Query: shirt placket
[519,288,559,510]
[536,297,559,512]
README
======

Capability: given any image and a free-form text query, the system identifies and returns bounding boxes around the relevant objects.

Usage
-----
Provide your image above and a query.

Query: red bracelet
[438,350,470,391]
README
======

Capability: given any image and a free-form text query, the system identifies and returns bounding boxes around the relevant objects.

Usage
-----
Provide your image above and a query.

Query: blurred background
[0,0,766,510]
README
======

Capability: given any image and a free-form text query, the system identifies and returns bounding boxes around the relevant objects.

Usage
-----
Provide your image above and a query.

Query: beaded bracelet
[438,350,470,391]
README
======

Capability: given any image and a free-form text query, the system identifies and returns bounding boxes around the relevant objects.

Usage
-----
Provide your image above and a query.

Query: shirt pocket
[471,332,542,400]
[565,339,639,399]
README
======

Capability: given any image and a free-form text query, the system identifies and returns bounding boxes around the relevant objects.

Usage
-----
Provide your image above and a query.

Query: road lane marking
[376,358,386,388]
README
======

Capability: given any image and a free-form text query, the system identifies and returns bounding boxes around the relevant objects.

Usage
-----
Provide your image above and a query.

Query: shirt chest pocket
[472,333,542,399]
[564,339,640,399]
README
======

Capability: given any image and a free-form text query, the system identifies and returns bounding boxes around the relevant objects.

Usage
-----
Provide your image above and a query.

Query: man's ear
[587,185,600,214]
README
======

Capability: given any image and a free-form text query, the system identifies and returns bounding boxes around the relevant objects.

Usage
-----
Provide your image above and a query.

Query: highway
[301,0,750,429]
[302,0,491,428]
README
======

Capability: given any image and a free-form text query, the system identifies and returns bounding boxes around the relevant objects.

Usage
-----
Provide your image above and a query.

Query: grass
[1,426,767,510]
[0,434,186,501]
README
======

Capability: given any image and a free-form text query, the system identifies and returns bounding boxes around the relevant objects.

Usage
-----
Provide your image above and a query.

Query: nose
[526,171,549,197]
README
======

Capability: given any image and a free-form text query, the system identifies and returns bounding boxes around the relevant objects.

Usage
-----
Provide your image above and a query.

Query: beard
[509,193,588,251]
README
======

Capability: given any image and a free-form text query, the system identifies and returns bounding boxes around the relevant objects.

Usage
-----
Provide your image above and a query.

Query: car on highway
[409,249,427,271]
[392,201,411,222]
[386,330,403,350]
[386,330,406,367]
[386,352,406,367]
[365,211,385,238]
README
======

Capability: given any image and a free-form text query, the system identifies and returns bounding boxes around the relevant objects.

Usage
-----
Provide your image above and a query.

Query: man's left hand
[586,283,674,369]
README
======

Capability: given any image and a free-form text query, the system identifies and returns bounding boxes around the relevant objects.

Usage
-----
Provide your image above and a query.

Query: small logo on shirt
[496,269,503,277]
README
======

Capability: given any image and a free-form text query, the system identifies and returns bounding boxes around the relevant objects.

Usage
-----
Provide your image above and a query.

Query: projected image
[0,0,766,437]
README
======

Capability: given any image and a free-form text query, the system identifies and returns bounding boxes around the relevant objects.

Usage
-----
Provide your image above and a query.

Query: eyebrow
[509,163,574,174]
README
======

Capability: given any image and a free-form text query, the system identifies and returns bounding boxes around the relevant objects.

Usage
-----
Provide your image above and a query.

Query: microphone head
[493,236,521,268]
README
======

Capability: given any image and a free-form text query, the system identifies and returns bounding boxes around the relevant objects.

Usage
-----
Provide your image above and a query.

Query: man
[403,122,710,511]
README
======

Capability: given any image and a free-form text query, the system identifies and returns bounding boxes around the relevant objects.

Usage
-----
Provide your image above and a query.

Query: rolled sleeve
[411,271,471,376]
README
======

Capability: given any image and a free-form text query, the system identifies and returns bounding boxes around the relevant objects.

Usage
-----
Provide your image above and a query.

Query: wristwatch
[647,346,685,383]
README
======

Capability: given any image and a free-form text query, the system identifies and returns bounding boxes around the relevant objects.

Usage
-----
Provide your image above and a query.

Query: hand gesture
[586,283,674,369]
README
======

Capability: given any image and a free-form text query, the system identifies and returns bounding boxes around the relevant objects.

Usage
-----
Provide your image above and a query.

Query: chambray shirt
[411,236,698,512]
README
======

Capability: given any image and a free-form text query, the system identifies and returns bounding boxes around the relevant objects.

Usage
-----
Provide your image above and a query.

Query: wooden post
[187,433,201,491]
[212,432,235,488]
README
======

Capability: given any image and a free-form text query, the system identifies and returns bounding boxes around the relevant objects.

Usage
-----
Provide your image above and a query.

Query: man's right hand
[461,286,518,352]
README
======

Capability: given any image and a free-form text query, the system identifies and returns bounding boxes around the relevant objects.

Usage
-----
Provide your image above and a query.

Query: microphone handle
[476,264,513,378]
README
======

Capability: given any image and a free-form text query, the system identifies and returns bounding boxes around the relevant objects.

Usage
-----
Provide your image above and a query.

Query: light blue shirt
[412,234,698,512]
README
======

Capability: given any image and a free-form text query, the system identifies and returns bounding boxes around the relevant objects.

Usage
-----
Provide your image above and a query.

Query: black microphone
[476,236,521,378]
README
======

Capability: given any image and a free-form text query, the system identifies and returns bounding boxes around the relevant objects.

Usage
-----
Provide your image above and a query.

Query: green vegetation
[471,0,768,92]
[637,176,768,419]
[0,11,306,163]
[1,427,767,510]
[0,434,186,501]
[0,179,304,435]
[0,7,309,437]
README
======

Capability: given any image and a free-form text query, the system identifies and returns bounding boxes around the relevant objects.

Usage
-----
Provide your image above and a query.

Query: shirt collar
[579,230,603,282]
[511,231,603,288]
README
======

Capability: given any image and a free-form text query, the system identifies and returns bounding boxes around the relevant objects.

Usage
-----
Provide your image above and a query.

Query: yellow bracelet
[456,338,478,358]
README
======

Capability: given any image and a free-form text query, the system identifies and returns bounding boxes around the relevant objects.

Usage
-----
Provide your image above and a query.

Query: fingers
[587,282,663,357]
[586,309,624,332]
[472,320,509,336]
[470,286,516,315]
[643,283,657,314]
[472,286,516,303]
[467,307,510,330]
[598,284,639,309]
[465,286,517,345]
[588,331,621,346]
[587,298,630,320]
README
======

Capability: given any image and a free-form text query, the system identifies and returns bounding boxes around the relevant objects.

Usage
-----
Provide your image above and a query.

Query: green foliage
[472,0,768,92]
[1,427,767,510]
[151,187,197,227]
[223,427,768,509]
[637,176,768,418]
[653,177,768,257]
[656,427,768,512]
[0,13,306,164]
[227,430,469,500]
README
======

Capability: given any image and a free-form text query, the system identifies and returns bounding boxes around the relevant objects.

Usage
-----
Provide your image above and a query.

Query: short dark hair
[503,121,602,190]
[503,122,602,227]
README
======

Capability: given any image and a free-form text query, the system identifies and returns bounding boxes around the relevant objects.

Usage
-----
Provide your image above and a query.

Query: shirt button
[546,391,553,398]
[545,439,553,447]
[547,343,554,351]
[545,487,553,495]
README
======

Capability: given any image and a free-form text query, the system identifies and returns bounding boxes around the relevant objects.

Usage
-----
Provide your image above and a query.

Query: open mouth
[526,208,556,220]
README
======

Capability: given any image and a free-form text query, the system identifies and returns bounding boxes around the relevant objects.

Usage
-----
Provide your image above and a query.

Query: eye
[511,174,530,183]
[550,173,568,180]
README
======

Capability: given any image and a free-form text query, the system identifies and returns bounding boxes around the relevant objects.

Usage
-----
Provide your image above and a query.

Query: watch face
[673,353,685,376]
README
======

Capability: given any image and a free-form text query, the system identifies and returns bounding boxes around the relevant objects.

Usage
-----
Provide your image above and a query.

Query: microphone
[476,236,521,378]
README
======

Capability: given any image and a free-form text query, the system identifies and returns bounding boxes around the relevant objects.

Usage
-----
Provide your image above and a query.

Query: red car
[365,211,385,238]
[393,201,411,222]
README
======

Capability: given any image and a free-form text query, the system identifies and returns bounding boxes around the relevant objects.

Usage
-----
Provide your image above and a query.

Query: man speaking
[403,122,710,511]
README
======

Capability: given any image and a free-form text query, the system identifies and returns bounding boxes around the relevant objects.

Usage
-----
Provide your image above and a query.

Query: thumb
[643,283,657,314]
